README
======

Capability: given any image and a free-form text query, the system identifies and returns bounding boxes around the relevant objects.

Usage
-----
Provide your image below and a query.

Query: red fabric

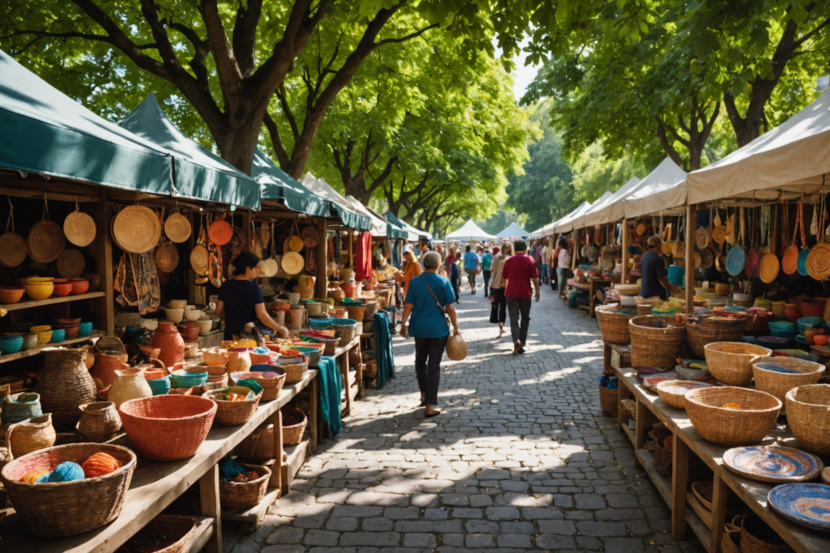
[502,253,539,298]
[355,232,373,281]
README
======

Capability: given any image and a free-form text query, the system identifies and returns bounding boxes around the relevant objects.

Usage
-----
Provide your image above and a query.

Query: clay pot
[109,368,153,409]
[178,321,201,341]
[341,282,356,298]
[37,348,97,431]
[139,358,168,381]
[6,413,56,458]
[91,349,130,389]
[152,321,185,369]
[77,402,122,442]
[330,308,347,319]
[226,350,252,373]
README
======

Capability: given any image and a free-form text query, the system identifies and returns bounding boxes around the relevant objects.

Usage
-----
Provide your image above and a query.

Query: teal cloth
[317,356,342,437]
[374,311,396,390]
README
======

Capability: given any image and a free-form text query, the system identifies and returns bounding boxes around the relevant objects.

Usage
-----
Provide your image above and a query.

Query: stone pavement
[224,276,706,553]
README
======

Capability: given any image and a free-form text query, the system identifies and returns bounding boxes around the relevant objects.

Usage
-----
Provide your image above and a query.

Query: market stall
[446,219,497,242]
[496,222,530,241]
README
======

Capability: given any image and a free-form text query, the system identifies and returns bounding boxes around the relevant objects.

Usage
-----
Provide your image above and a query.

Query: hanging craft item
[27,200,66,263]
[250,221,263,258]
[784,201,805,275]
[672,213,685,258]
[282,233,305,276]
[0,199,27,267]
[699,247,713,269]
[726,207,746,276]
[229,215,245,256]
[56,249,85,279]
[287,222,304,253]
[63,200,96,247]
[806,191,830,281]
[207,214,225,288]
[713,201,728,244]
[164,211,191,243]
[810,197,819,235]
[715,243,727,272]
[260,222,279,277]
[190,214,209,276]
[208,215,233,246]
[726,207,737,245]
[112,205,161,254]
[760,205,780,283]
[306,245,316,273]
[156,241,179,273]
[695,208,710,249]
[301,225,320,248]
[745,206,762,278]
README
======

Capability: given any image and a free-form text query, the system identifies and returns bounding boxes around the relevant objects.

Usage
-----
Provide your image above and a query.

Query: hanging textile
[374,311,396,390]
[391,240,401,268]
[316,356,342,437]
[355,231,372,281]
[134,251,161,315]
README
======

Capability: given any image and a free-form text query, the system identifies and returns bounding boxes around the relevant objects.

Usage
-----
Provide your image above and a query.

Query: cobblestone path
[224,279,704,553]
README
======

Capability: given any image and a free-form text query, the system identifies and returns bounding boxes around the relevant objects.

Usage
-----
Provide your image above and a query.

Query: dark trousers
[483,270,491,296]
[414,335,448,405]
[492,287,507,324]
[506,296,532,345]
[550,265,558,290]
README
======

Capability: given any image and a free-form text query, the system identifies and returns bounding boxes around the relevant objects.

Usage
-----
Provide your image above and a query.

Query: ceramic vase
[152,321,185,368]
[37,348,97,431]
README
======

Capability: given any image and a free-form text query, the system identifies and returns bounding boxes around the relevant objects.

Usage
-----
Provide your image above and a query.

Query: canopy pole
[315,218,328,299]
[685,204,696,315]
[621,219,629,284]
[348,230,354,268]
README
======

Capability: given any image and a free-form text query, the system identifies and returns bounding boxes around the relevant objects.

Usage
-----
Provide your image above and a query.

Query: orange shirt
[396,261,423,297]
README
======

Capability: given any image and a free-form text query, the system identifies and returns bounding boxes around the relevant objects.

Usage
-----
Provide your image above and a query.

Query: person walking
[400,251,459,417]
[502,240,540,354]
[481,247,493,297]
[557,238,573,299]
[550,239,561,291]
[540,241,549,285]
[489,242,512,337]
[462,245,481,294]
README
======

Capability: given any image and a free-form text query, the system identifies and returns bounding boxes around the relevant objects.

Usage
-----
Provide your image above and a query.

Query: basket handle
[149,357,168,374]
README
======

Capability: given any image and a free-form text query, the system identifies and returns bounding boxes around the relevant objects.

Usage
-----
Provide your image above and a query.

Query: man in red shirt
[502,239,540,354]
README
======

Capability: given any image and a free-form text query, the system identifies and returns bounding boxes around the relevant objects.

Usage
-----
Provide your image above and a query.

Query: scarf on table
[316,356,342,437]
[374,311,396,390]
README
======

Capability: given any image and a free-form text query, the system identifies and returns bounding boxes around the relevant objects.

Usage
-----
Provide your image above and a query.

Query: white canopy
[345,196,387,237]
[687,89,830,204]
[496,222,530,240]
[623,158,688,219]
[554,201,592,233]
[446,220,497,241]
[580,176,641,228]
[529,227,545,239]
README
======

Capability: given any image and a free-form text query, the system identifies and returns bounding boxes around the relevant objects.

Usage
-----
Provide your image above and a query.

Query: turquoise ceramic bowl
[170,370,208,388]
[148,376,171,396]
[0,335,24,354]
[49,328,66,343]
[78,322,93,337]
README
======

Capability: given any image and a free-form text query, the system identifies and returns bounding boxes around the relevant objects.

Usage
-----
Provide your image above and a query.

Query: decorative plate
[643,374,677,391]
[724,446,824,483]
[768,483,830,531]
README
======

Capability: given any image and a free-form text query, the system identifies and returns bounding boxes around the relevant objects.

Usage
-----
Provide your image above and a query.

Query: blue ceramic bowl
[309,317,331,330]
[769,321,796,331]
[797,316,824,328]
[49,328,66,343]
[770,329,798,340]
[0,335,24,354]
[147,376,171,395]
[331,318,358,327]
[78,322,93,337]
[250,364,275,372]
[170,369,207,388]
[756,336,791,350]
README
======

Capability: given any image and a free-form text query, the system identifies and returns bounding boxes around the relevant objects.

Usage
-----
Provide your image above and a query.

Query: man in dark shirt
[639,236,681,300]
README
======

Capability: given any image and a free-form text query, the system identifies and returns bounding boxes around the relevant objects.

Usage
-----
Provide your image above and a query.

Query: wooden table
[564,278,612,317]
[614,367,830,553]
[603,341,631,375]
[0,369,319,553]
[332,336,361,418]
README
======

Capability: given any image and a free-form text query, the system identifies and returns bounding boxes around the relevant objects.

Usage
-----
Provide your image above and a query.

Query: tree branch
[655,117,687,171]
[263,112,290,170]
[375,23,439,47]
[232,0,263,77]
[275,85,300,142]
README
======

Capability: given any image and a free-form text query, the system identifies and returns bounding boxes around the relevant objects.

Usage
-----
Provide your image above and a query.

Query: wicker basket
[124,515,197,553]
[745,311,775,334]
[721,518,742,553]
[655,380,714,410]
[654,441,672,477]
[283,362,308,385]
[332,322,358,347]
[629,315,687,370]
[621,399,637,421]
[596,305,637,344]
[219,463,270,510]
[236,420,276,459]
[118,395,217,461]
[685,387,781,447]
[637,304,654,315]
[231,368,286,401]
[739,514,793,553]
[752,357,824,413]
[281,405,307,446]
[0,443,136,537]
[785,384,830,454]
[310,335,341,355]
[692,481,714,511]
[599,383,618,415]
[704,342,772,386]
[204,387,262,426]
[686,316,746,357]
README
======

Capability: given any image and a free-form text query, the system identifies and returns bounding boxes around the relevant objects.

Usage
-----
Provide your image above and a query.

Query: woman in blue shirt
[400,251,460,417]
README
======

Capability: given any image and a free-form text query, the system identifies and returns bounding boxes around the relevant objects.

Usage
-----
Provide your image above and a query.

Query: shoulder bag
[420,275,468,360]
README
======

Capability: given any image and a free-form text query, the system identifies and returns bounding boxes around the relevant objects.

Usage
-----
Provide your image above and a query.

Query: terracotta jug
[178,321,200,341]
[108,368,153,409]
[152,321,185,368]
[91,351,130,389]
[77,401,122,442]
[138,358,168,381]
[37,348,97,431]
[6,413,56,458]
[226,350,252,373]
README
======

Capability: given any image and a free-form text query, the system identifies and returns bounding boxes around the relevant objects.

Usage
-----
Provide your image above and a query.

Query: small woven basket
[231,368,286,402]
[236,420,276,459]
[283,362,308,385]
[692,481,714,511]
[721,518,742,553]
[219,463,270,510]
[124,514,197,553]
[704,342,772,386]
[596,305,636,344]
[686,316,746,357]
[752,356,824,413]
[740,514,793,553]
[598,383,618,415]
[629,316,686,370]
[281,405,307,446]
[785,384,830,455]
[204,387,262,426]
[332,322,358,347]
[653,441,672,477]
[317,336,341,355]
[685,387,781,447]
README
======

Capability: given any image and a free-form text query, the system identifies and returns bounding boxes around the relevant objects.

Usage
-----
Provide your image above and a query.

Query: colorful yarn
[46,462,85,482]
[82,452,122,478]
[235,379,264,395]
[20,470,49,483]
[218,457,248,482]
[35,473,51,483]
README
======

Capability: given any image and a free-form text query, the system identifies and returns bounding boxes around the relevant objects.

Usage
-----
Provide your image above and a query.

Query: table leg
[273,409,283,497]
[199,464,223,553]
[710,473,728,553]
[589,281,596,317]
[671,436,689,539]
[603,343,611,375]
[634,398,647,469]
[617,374,626,434]
[309,374,319,453]
[340,351,352,416]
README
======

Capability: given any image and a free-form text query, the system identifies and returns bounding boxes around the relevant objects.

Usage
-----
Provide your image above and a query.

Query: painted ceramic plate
[643,374,677,391]
[724,446,824,483]
[768,483,830,531]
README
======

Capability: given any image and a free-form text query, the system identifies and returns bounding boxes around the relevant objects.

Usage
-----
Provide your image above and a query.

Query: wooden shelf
[0,331,103,364]
[1,291,106,312]
[635,449,671,505]
[282,434,311,494]
[621,421,635,446]
[221,487,281,532]
[685,498,712,551]
[185,516,214,553]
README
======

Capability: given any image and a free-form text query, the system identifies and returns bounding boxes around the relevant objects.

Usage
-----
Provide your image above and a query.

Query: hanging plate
[112,206,160,254]
[726,246,746,276]
[798,247,811,276]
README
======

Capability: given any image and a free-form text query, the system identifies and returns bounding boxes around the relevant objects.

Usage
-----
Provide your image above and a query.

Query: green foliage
[570,143,648,203]
[475,209,525,236]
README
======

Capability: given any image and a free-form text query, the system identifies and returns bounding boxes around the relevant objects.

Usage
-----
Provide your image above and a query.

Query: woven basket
[752,357,824,413]
[654,441,672,477]
[621,399,637,421]
[692,481,714,511]
[722,519,742,553]
[27,220,65,263]
[165,213,192,243]
[204,387,262,426]
[118,395,217,461]
[745,311,775,334]
[599,383,618,415]
[283,362,308,385]
[125,514,197,553]
[629,316,686,370]
[77,402,122,442]
[315,336,341,355]
[785,384,830,454]
[333,322,358,347]
[236,420,276,459]
[219,463,270,510]
[704,342,772,386]
[56,249,85,279]
[807,242,830,281]
[740,514,793,553]
[685,387,781,447]
[281,405,307,446]
[0,443,136,537]
[231,368,286,401]
[346,305,366,321]
[596,305,636,344]
[112,205,161,254]
[655,380,713,410]
[686,316,746,357]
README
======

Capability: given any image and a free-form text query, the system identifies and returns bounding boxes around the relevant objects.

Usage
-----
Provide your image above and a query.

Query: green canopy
[301,174,372,231]
[384,216,408,239]
[120,94,260,210]
[0,49,172,194]
[252,150,331,217]
[385,212,431,241]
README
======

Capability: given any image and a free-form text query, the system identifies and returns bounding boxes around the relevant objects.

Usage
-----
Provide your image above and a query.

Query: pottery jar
[340,282,356,298]
[152,321,185,368]
[108,368,153,409]
[37,348,97,431]
[178,321,201,341]
[77,401,122,442]
[226,350,252,373]
[6,413,56,458]
[91,349,130,389]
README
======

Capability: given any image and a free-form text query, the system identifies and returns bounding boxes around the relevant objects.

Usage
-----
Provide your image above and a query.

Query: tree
[570,143,648,203]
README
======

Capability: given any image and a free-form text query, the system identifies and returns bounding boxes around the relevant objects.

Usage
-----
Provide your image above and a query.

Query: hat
[403,246,414,255]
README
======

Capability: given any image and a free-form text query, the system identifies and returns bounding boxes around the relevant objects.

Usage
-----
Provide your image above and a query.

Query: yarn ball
[218,457,248,482]
[21,470,49,483]
[35,473,51,483]
[46,462,85,482]
[82,452,122,478]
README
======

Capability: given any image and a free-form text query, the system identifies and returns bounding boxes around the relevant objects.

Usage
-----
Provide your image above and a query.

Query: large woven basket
[332,322,358,347]
[124,515,197,553]
[752,357,824,413]
[629,315,686,369]
[599,383,618,415]
[686,316,746,357]
[282,362,308,385]
[281,405,307,446]
[685,387,781,447]
[704,342,772,386]
[785,384,830,455]
[0,443,136,537]
[596,305,636,344]
[656,380,713,410]
[739,514,792,553]
[204,387,262,426]
[219,463,270,510]
[119,395,217,461]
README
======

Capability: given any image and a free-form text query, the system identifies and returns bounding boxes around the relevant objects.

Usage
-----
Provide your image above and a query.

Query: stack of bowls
[52,278,73,297]
[771,300,787,319]
[31,325,53,344]
[22,277,54,300]
[768,320,797,340]
[796,316,825,346]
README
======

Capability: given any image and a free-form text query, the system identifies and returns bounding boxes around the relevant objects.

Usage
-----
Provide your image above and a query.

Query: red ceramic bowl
[52,278,69,283]
[52,282,73,297]
[69,278,89,295]
[0,286,25,304]
[61,324,80,340]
